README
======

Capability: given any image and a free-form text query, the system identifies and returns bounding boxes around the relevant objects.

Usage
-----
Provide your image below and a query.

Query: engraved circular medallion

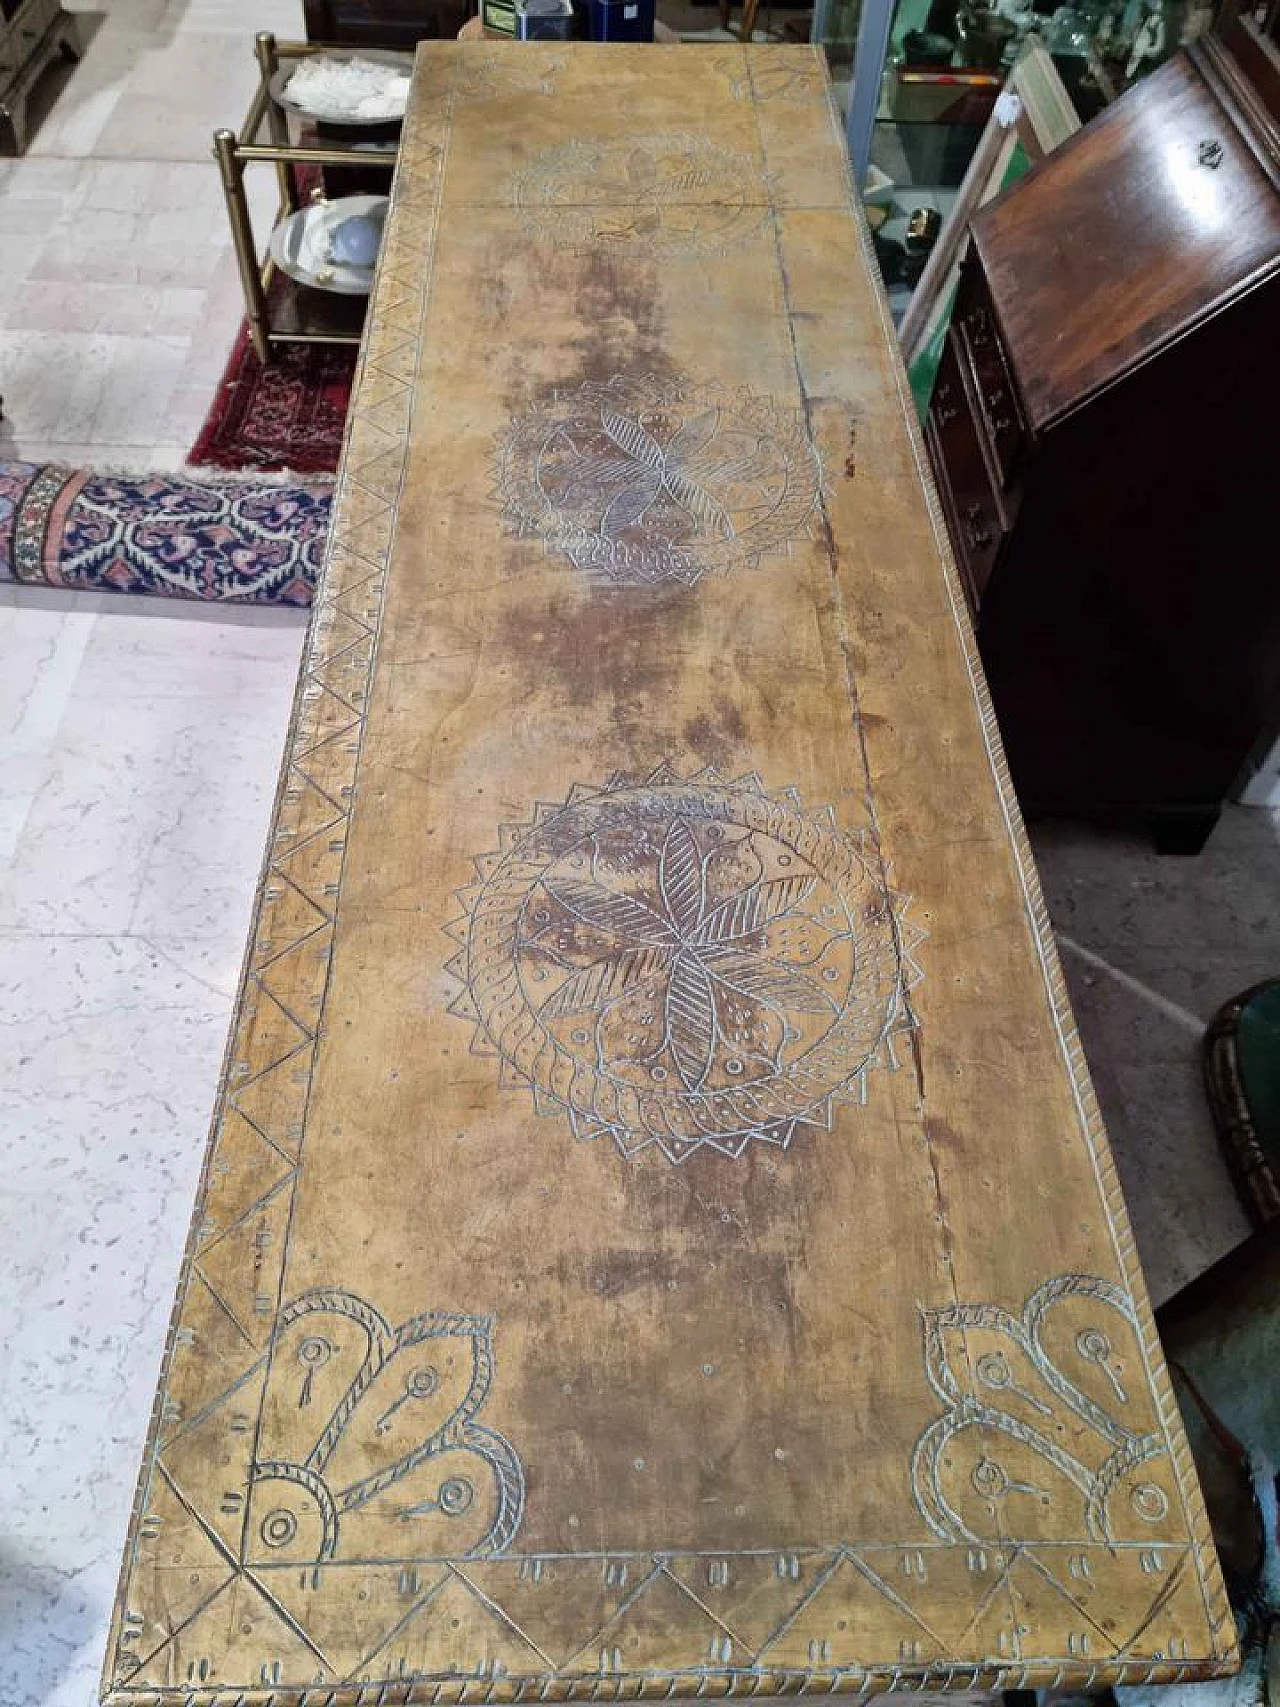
[516,135,767,257]
[447,766,919,1164]
[494,373,822,585]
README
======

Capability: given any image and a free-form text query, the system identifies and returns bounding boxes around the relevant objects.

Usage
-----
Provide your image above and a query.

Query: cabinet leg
[1152,806,1221,856]
[0,94,27,156]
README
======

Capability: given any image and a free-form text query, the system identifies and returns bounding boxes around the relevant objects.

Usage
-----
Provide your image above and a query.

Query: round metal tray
[269,49,414,127]
[268,194,389,296]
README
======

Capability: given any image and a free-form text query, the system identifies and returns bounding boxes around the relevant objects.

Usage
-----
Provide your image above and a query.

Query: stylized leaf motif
[665,951,718,1091]
[703,945,835,1013]
[601,471,663,537]
[698,873,818,944]
[662,470,737,542]
[539,947,669,1020]
[658,818,705,936]
[600,408,666,471]
[498,373,822,585]
[666,407,721,467]
[543,877,676,946]
[681,430,778,493]
[541,438,642,513]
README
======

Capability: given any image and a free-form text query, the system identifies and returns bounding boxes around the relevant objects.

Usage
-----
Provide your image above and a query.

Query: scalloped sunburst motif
[446,765,922,1164]
[492,373,823,586]
[515,134,771,258]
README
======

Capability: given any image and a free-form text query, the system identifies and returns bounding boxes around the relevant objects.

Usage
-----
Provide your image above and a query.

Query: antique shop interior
[1,0,1278,1701]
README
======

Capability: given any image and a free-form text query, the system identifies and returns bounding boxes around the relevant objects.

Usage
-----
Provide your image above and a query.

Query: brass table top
[104,41,1235,1707]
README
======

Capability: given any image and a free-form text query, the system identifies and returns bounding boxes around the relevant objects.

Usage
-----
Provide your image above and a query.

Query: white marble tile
[0,932,232,1188]
[0,11,314,1706]
[0,154,89,217]
[0,935,231,1707]
[0,330,188,448]
[14,163,229,298]
[160,0,303,33]
[65,0,171,24]
[0,588,104,871]
[22,27,143,158]
[0,435,195,469]
[0,603,304,936]
[0,280,209,337]
[88,33,268,160]
[0,604,302,1707]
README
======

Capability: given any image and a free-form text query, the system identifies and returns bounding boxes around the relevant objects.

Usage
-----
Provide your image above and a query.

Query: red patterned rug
[188,324,356,476]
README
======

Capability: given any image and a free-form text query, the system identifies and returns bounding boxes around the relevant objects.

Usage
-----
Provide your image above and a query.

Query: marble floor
[0,0,297,469]
[1,10,1278,1707]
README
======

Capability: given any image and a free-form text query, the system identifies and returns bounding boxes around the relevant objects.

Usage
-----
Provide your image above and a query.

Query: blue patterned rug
[0,462,331,605]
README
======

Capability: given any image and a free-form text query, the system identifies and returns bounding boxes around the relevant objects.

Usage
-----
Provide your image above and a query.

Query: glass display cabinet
[819,0,1224,321]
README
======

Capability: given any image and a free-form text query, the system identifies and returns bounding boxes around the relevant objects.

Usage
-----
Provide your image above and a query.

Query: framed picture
[897,36,1080,413]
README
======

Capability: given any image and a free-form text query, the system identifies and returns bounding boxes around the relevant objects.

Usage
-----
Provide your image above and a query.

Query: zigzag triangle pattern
[110,1540,1225,1699]
[103,69,455,1705]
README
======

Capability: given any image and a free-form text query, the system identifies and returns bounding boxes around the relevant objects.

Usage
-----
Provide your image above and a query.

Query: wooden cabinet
[0,0,78,154]
[926,36,1280,852]
[300,0,468,49]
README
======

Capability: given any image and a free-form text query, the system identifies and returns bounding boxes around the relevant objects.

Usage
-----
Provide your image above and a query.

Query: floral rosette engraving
[516,134,769,257]
[493,373,822,585]
[447,765,921,1163]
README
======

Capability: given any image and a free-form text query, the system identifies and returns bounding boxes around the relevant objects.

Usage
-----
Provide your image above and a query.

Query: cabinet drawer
[954,265,1026,491]
[927,333,1007,611]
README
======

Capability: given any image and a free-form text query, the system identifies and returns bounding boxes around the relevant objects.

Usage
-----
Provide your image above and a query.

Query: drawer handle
[963,502,993,551]
[984,389,1014,434]
[933,381,958,427]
